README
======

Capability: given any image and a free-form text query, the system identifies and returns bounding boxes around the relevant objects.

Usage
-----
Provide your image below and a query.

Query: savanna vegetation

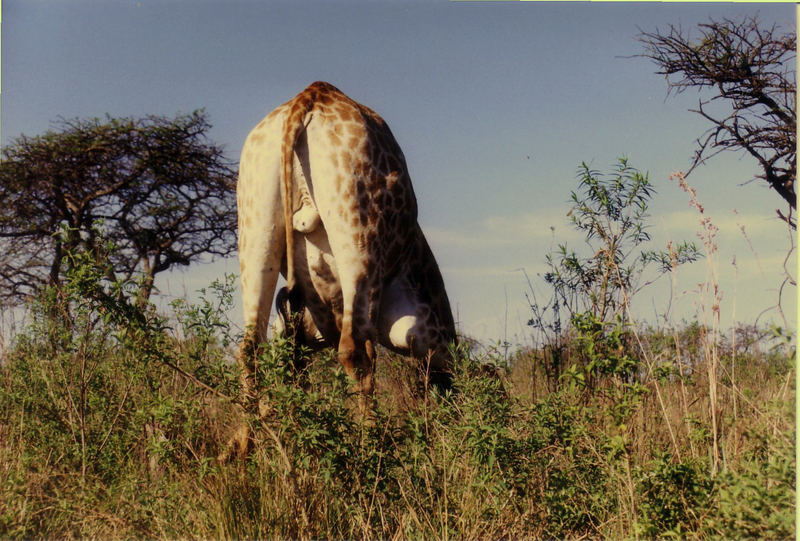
[0,111,237,304]
[0,14,795,540]
[0,157,794,539]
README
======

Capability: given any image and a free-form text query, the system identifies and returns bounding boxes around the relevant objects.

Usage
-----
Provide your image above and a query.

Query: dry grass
[0,316,794,539]
[0,175,795,538]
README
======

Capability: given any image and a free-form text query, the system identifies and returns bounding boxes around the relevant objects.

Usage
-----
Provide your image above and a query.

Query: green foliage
[713,444,795,539]
[0,111,237,304]
[636,454,714,537]
[710,398,796,540]
[0,243,794,540]
[527,158,700,393]
[544,158,700,322]
[528,392,612,537]
[0,246,238,537]
[572,312,638,380]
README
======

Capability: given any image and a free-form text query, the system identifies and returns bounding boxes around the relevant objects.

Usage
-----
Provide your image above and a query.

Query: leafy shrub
[636,454,714,537]
[0,248,238,537]
[711,405,796,540]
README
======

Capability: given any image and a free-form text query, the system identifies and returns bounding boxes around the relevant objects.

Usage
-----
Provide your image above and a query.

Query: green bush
[712,405,796,540]
[636,454,714,537]
[0,243,794,539]
[0,249,238,537]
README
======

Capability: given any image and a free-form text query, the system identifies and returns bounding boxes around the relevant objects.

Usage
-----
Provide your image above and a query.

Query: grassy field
[0,269,794,540]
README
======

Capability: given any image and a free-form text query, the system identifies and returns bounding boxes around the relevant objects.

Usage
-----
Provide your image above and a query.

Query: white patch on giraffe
[378,276,424,352]
[388,315,417,350]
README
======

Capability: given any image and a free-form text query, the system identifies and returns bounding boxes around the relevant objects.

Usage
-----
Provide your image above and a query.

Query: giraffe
[233,81,456,442]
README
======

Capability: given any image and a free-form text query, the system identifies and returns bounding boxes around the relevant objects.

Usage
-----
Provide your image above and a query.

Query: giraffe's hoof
[217,423,252,464]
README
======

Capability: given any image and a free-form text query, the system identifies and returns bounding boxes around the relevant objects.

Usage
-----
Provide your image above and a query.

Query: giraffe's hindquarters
[302,122,386,417]
[236,106,311,410]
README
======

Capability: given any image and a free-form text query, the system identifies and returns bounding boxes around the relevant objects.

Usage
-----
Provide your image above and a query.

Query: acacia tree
[638,15,796,226]
[0,111,238,304]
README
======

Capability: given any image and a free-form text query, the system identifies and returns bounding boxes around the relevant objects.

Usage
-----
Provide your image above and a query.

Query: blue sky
[2,1,796,344]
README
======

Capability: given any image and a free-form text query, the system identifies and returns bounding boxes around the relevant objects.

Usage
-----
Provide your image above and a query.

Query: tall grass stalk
[672,171,723,475]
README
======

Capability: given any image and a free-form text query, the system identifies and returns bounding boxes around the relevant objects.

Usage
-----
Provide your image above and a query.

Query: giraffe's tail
[280,82,340,305]
[280,85,313,292]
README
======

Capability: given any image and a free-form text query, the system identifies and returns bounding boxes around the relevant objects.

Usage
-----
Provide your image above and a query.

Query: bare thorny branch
[638,15,796,227]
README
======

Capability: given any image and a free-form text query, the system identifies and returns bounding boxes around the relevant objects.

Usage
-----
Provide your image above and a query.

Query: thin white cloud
[441,264,544,279]
[651,209,789,239]
[424,209,582,250]
[426,206,788,256]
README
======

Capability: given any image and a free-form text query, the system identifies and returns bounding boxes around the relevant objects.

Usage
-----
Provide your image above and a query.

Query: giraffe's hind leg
[219,109,287,463]
[334,275,380,422]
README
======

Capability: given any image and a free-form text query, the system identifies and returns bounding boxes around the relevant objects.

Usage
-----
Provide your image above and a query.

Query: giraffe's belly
[290,226,342,346]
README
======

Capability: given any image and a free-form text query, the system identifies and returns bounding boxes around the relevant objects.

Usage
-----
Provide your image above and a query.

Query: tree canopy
[0,111,238,304]
[638,15,796,225]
